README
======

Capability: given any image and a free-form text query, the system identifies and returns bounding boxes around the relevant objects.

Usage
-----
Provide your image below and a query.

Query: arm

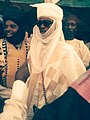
[0,80,28,120]
[0,61,30,120]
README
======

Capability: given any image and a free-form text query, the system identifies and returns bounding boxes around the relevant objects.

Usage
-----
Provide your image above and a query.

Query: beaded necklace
[2,38,29,87]
[33,72,48,114]
[41,72,48,105]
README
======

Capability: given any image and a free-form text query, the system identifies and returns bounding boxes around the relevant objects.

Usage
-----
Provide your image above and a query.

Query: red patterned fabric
[71,69,90,103]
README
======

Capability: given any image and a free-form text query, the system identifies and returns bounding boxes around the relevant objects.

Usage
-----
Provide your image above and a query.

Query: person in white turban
[62,14,90,69]
[27,3,86,120]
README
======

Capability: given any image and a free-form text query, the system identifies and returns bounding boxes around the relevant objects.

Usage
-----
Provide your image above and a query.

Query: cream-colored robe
[27,3,86,119]
[66,38,90,67]
[27,41,86,120]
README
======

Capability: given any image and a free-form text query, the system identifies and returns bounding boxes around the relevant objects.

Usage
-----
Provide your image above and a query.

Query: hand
[15,61,30,83]
[24,32,31,41]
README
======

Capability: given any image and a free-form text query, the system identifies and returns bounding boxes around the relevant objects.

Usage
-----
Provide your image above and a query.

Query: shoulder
[74,39,90,50]
[62,42,75,52]
[74,38,85,44]
[65,39,85,49]
[58,41,77,56]
[73,38,84,43]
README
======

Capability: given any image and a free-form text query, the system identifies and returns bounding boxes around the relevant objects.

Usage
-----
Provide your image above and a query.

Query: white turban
[29,3,65,73]
[31,3,63,21]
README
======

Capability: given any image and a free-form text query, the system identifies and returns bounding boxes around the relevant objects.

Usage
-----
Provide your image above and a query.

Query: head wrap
[2,4,25,45]
[29,3,65,73]
[3,4,24,26]
[31,3,63,20]
[44,0,59,3]
[2,3,37,45]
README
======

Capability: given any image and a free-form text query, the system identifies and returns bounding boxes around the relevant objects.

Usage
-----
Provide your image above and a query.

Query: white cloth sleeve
[0,80,28,120]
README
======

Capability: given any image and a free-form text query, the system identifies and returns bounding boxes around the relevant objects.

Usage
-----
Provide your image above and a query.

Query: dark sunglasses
[37,20,53,28]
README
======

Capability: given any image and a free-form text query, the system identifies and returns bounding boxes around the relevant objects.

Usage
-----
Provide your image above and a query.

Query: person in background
[26,3,86,120]
[32,69,90,120]
[0,1,37,113]
[0,61,30,120]
[62,14,90,69]
[0,3,37,88]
